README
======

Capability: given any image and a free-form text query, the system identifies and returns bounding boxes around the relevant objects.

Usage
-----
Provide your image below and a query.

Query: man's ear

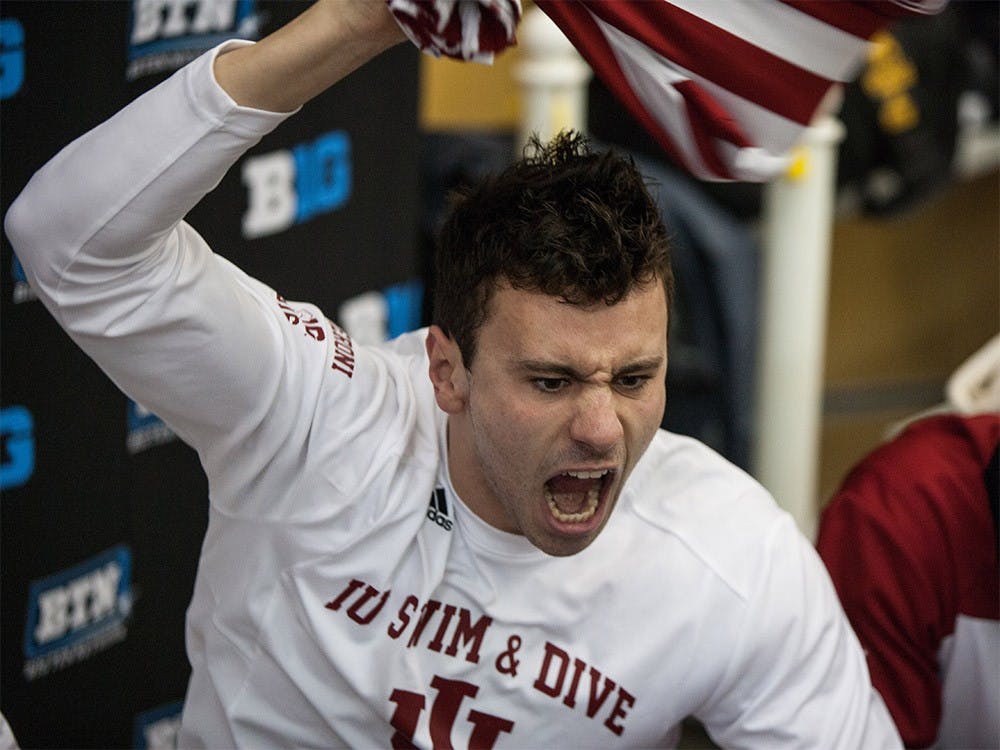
[426,325,470,414]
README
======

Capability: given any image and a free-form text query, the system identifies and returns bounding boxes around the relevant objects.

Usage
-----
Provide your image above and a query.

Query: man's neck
[445,415,514,533]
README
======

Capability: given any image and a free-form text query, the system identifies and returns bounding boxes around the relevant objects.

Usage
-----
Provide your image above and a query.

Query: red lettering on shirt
[325,578,637,739]
[329,322,356,379]
[389,676,514,750]
[532,640,635,736]
[275,293,327,343]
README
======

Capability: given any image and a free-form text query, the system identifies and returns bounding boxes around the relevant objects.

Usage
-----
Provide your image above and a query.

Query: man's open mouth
[543,469,613,524]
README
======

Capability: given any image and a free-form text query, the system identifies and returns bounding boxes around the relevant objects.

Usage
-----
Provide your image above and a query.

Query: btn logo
[0,405,34,491]
[127,0,260,80]
[0,17,25,100]
[241,130,352,239]
[24,545,134,680]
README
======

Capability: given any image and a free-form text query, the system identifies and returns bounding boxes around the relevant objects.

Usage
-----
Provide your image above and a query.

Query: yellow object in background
[861,31,921,135]
[419,51,523,131]
[786,147,809,181]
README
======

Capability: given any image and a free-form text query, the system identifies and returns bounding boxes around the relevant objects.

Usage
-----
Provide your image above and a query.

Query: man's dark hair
[432,130,673,366]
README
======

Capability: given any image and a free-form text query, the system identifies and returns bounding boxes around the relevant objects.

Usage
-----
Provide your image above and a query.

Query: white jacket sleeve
[3,43,303,447]
[699,514,903,749]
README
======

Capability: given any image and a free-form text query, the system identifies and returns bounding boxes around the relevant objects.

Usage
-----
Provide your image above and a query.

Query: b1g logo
[126,399,177,454]
[10,253,38,304]
[0,17,25,100]
[0,405,34,491]
[241,130,352,239]
[127,0,260,80]
[23,545,134,680]
[339,279,424,345]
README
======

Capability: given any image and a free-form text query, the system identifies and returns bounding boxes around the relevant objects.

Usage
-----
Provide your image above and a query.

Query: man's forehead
[488,281,667,321]
[483,283,668,364]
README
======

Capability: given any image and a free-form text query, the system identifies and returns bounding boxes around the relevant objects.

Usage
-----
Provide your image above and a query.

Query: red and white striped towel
[387,0,521,63]
[388,0,946,182]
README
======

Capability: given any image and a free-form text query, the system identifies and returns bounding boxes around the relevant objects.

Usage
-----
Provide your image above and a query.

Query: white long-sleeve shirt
[5,43,901,749]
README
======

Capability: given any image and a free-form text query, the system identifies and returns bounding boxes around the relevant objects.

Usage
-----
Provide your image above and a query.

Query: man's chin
[528,509,611,557]
[531,533,600,558]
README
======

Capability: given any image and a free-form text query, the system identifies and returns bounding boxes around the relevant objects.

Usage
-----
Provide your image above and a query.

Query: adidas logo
[426,488,453,532]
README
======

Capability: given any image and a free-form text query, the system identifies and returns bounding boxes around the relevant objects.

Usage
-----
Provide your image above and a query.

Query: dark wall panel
[0,2,420,747]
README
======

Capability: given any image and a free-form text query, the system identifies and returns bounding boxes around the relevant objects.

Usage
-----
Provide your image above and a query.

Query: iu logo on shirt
[426,488,452,532]
[390,675,514,749]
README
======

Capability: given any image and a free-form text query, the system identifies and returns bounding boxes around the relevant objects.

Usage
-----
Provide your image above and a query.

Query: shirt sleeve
[700,513,903,749]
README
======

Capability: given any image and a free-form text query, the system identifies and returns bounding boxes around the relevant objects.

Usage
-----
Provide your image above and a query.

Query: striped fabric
[389,0,946,181]
[536,0,946,181]
[387,0,521,64]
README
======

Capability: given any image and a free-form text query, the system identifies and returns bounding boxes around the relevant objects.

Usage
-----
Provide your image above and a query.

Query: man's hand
[214,0,406,113]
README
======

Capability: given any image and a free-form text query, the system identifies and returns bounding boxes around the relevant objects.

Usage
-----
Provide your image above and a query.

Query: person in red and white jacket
[818,410,999,749]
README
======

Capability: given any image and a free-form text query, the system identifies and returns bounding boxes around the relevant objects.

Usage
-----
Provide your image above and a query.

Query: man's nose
[569,386,624,453]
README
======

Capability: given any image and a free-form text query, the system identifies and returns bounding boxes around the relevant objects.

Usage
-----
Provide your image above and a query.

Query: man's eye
[534,378,568,393]
[616,375,649,391]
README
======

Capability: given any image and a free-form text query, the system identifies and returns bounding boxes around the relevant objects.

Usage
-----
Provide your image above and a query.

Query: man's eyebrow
[614,356,666,375]
[516,357,665,378]
[517,360,581,378]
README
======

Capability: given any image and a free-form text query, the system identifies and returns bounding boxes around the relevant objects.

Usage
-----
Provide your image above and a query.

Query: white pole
[753,116,845,540]
[513,6,592,153]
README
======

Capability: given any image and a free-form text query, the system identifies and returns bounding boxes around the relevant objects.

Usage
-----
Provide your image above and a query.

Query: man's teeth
[545,485,600,523]
[565,469,608,479]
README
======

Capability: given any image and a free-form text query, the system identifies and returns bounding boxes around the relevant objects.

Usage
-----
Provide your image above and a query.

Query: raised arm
[213,0,405,111]
[3,1,407,467]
